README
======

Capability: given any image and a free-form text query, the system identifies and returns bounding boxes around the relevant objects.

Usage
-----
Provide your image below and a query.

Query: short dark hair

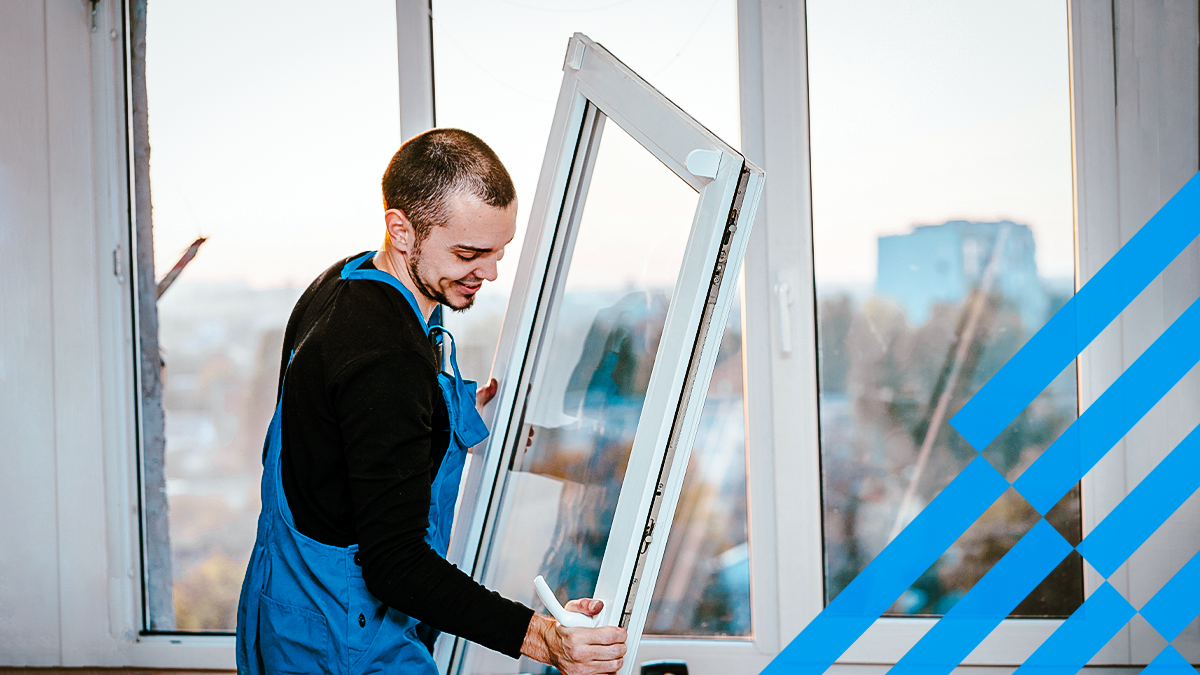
[381,128,516,241]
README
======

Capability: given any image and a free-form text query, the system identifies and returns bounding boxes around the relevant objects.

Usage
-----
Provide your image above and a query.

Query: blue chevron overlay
[759,172,1200,675]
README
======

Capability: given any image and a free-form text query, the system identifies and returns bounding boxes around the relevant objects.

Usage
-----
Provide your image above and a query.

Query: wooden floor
[0,662,232,667]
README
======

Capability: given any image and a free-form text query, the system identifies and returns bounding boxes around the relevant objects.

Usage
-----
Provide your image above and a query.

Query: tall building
[876,220,1048,330]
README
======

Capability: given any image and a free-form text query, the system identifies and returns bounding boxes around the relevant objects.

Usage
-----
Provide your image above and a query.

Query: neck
[373,249,437,320]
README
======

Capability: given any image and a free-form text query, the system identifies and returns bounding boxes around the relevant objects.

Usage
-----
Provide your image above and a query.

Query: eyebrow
[452,244,495,254]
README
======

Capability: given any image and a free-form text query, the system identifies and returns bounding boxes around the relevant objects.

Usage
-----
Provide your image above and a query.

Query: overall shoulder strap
[341,251,432,336]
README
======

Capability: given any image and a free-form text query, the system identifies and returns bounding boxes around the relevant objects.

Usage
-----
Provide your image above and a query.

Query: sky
[145,0,739,292]
[145,0,1073,294]
[806,0,1074,284]
[429,0,741,298]
[146,0,404,288]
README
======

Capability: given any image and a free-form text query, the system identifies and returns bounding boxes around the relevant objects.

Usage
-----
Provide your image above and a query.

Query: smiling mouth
[457,280,482,295]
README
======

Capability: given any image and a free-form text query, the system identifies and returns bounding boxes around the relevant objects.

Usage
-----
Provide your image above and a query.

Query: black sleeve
[331,348,534,658]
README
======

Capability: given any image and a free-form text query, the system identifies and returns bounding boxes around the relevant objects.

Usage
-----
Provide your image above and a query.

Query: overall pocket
[258,591,334,675]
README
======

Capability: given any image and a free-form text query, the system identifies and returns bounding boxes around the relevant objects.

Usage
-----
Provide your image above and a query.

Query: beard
[407,244,477,313]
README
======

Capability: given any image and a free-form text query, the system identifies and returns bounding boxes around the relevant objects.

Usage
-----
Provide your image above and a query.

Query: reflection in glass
[431,0,751,644]
[807,0,1081,616]
[645,304,751,637]
[469,119,698,673]
[432,0,743,390]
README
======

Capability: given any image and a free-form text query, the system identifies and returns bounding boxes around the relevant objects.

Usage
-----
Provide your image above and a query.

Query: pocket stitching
[258,590,333,674]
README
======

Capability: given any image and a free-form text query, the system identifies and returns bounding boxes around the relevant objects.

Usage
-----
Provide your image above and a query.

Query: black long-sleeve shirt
[277,253,532,658]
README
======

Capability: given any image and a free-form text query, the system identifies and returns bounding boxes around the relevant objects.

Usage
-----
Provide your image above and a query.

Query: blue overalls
[236,252,490,675]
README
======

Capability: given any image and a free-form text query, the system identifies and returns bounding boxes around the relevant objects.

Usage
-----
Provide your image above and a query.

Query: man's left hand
[476,378,498,407]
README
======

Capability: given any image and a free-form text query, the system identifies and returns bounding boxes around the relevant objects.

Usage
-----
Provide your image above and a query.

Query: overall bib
[236,252,490,675]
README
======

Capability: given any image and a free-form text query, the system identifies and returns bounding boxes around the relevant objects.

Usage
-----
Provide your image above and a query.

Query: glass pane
[431,0,752,643]
[144,0,400,631]
[432,0,741,386]
[644,302,751,637]
[468,118,697,674]
[807,0,1082,617]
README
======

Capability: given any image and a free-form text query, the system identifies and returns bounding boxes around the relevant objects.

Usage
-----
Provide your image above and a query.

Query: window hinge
[90,0,100,33]
[113,245,124,282]
[685,149,721,179]
[565,39,586,71]
[637,517,656,555]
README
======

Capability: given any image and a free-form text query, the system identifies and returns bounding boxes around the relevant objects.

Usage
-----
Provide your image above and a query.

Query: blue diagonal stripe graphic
[1013,582,1136,675]
[1140,549,1200,642]
[1141,646,1195,675]
[1013,297,1200,514]
[759,175,1200,675]
[1076,424,1200,578]
[950,172,1200,450]
[888,520,1072,675]
[759,457,1009,675]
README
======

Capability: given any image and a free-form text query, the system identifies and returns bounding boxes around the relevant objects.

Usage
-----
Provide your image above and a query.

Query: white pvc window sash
[440,33,763,675]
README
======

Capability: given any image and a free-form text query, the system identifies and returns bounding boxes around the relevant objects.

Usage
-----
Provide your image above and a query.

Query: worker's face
[404,193,517,311]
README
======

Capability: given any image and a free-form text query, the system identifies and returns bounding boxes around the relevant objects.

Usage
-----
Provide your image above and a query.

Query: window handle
[774,279,794,354]
[534,575,601,627]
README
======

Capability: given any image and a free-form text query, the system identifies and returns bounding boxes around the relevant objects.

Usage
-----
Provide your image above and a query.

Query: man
[236,128,627,675]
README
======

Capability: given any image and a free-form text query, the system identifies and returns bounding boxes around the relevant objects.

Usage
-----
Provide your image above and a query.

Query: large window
[806,0,1080,617]
[124,0,1090,668]
[136,0,748,640]
[138,0,402,632]
[135,0,749,642]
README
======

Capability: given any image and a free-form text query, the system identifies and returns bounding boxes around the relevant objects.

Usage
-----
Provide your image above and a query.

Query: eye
[456,250,483,262]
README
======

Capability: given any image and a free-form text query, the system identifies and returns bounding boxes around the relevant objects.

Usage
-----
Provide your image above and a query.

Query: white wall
[0,0,122,665]
[0,0,236,667]
[0,2,68,659]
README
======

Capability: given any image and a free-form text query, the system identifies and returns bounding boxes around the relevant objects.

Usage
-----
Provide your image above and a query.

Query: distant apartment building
[876,220,1048,330]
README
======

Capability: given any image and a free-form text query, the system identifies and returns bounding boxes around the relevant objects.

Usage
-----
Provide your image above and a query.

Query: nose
[477,256,499,282]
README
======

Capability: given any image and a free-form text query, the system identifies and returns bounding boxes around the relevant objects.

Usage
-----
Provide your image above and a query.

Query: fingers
[566,658,623,675]
[594,658,624,674]
[563,597,603,616]
[595,626,627,648]
[525,617,627,675]
[586,641,626,660]
[555,632,626,675]
[563,626,628,650]
[563,646,626,663]
[476,377,498,407]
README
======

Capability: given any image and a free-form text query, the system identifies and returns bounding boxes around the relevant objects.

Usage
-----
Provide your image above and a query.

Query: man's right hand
[520,599,628,675]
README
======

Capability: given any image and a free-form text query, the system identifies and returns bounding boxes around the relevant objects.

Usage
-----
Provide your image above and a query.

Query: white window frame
[46,0,439,668]
[440,33,763,675]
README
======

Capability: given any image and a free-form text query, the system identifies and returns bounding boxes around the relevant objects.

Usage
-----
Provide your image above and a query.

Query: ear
[383,208,417,256]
